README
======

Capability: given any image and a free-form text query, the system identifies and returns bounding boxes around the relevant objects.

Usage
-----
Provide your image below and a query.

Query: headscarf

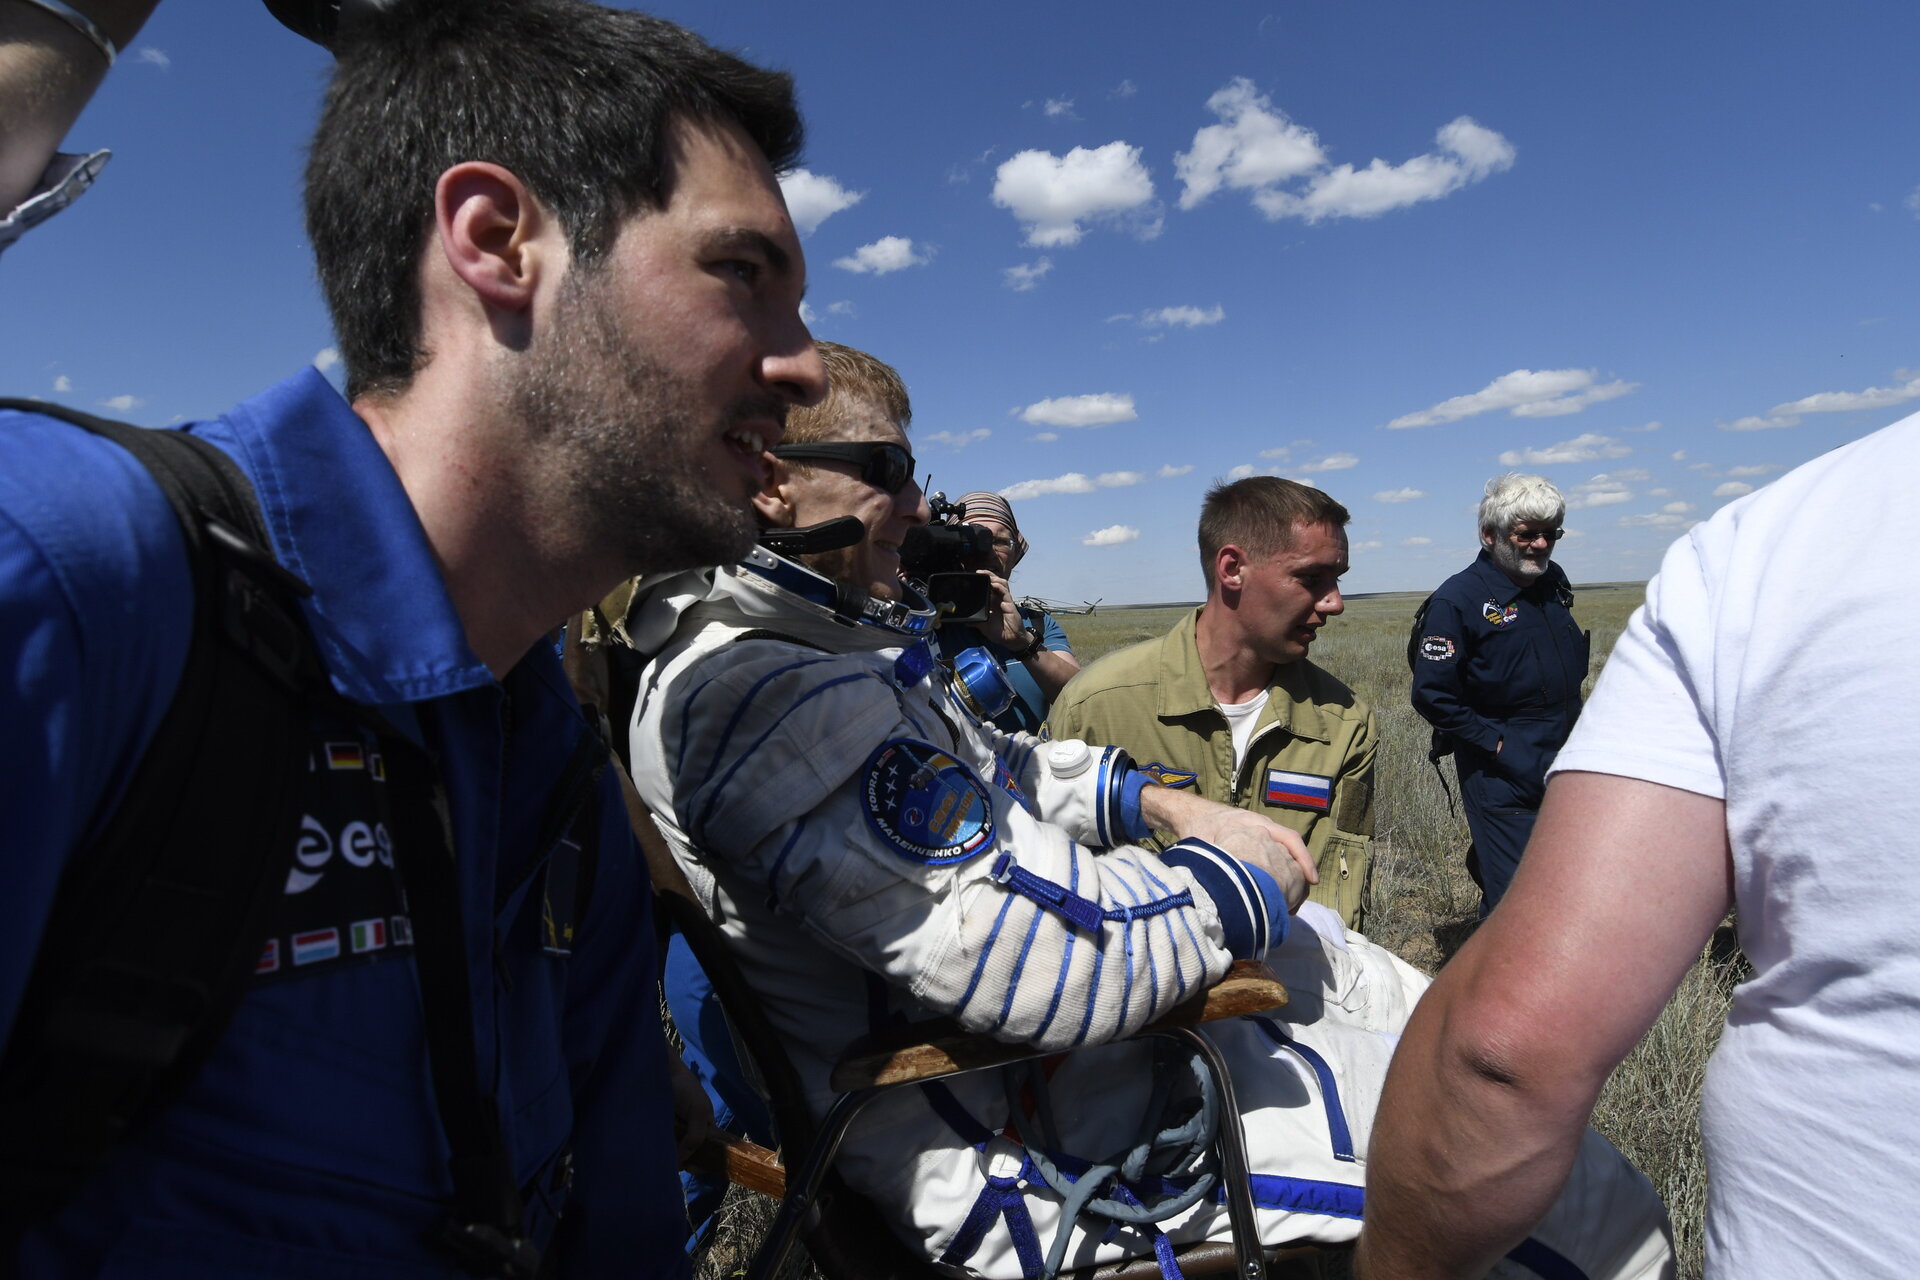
[958,491,1028,570]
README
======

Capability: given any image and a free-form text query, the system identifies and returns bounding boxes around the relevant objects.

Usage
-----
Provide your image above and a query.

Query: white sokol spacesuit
[627,549,1672,1280]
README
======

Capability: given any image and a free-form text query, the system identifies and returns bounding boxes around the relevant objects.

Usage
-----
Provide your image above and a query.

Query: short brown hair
[780,341,912,443]
[1198,476,1351,589]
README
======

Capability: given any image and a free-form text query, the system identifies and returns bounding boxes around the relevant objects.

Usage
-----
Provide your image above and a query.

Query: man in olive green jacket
[1048,476,1376,927]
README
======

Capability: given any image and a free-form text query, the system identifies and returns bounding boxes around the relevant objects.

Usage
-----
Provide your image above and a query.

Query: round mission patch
[861,739,996,865]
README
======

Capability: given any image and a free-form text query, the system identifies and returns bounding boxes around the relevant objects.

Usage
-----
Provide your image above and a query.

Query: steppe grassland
[700,585,1731,1280]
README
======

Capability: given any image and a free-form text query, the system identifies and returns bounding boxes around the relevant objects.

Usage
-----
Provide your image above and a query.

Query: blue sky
[4,1,1917,604]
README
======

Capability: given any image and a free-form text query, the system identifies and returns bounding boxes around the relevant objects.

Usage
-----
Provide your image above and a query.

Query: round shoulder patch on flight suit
[861,739,996,864]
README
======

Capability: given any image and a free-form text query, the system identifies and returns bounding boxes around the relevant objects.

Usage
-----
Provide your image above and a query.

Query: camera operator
[931,491,1079,733]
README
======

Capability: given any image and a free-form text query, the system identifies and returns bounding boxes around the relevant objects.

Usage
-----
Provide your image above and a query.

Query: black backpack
[0,401,572,1277]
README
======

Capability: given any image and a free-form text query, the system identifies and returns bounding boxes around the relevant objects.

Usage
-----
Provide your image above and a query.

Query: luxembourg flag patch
[1265,769,1333,813]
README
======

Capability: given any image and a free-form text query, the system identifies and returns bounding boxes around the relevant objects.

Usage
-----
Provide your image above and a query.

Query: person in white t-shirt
[1354,407,1920,1278]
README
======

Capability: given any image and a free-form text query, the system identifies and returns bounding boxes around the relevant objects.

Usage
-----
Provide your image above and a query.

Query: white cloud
[1002,473,1096,500]
[1352,539,1383,552]
[1770,375,1920,417]
[99,394,141,412]
[799,300,818,325]
[1619,512,1693,529]
[1907,185,1920,218]
[1564,475,1634,509]
[1258,446,1289,461]
[1018,392,1137,428]
[1624,420,1663,432]
[1373,487,1425,504]
[1660,501,1696,515]
[1176,79,1513,224]
[133,46,169,68]
[1714,481,1754,498]
[1004,257,1053,291]
[1724,463,1780,478]
[1032,432,1059,443]
[1297,452,1359,473]
[1607,467,1651,483]
[924,429,990,450]
[1388,368,1637,429]
[826,301,857,317]
[1670,450,1687,461]
[1043,97,1076,119]
[1113,79,1138,99]
[992,142,1157,247]
[1496,431,1631,466]
[1226,463,1257,480]
[52,374,70,392]
[1000,469,1148,502]
[1157,463,1194,478]
[314,347,340,372]
[1175,79,1325,211]
[1139,304,1224,329]
[778,170,864,235]
[1268,117,1516,223]
[1082,524,1140,547]
[833,236,929,275]
[1723,372,1920,432]
[1402,536,1432,547]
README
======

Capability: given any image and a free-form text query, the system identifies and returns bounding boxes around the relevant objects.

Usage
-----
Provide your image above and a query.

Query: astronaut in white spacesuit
[626,342,1672,1280]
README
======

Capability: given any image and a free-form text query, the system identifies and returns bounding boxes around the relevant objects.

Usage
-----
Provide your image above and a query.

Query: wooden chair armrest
[687,1132,787,1199]
[830,959,1287,1092]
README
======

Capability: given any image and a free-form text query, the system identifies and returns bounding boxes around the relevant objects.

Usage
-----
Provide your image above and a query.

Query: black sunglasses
[769,441,916,495]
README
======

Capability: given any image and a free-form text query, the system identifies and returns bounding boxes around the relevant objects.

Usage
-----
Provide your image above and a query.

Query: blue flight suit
[1409,550,1590,915]
[0,371,689,1277]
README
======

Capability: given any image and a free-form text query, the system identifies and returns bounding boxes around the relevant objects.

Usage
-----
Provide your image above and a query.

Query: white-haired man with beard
[1411,474,1590,917]
[627,343,1672,1280]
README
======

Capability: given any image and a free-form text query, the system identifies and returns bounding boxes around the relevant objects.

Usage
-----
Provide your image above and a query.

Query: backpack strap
[0,401,321,1233]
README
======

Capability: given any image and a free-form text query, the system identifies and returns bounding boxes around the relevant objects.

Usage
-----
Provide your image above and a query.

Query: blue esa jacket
[0,370,687,1278]
[1409,550,1590,808]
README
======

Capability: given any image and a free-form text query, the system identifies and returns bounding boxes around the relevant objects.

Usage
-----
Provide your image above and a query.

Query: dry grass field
[698,584,1731,1280]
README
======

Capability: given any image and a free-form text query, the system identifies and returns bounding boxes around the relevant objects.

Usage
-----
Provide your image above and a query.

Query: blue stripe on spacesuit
[1027,845,1082,1046]
[1252,1017,1355,1163]
[762,819,808,910]
[1240,1173,1365,1220]
[954,891,1019,1026]
[1135,860,1200,1004]
[1110,866,1153,1025]
[696,670,880,842]
[997,896,1048,1033]
[1160,841,1267,958]
[682,652,839,781]
[1092,749,1114,847]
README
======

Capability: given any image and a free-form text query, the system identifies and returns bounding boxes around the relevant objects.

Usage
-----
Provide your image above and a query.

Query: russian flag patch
[1264,769,1332,813]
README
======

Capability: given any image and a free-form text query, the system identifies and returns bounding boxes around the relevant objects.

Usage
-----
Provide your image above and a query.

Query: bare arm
[1355,770,1733,1279]
[1020,640,1079,703]
[0,0,158,213]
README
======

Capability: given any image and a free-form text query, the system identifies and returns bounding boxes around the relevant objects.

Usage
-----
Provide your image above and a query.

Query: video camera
[901,492,997,623]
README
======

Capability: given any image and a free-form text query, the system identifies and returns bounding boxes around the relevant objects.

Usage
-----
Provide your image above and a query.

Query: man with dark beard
[1409,474,1589,917]
[0,2,821,1276]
